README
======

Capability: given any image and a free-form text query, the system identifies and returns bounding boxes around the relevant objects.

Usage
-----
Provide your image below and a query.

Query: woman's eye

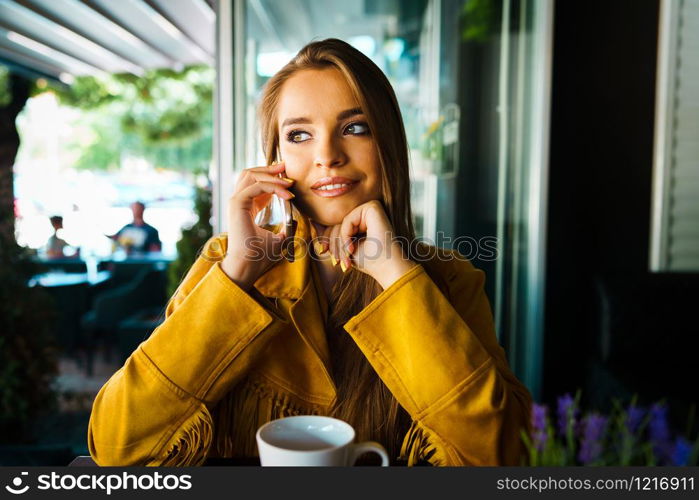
[344,122,369,135]
[287,130,311,143]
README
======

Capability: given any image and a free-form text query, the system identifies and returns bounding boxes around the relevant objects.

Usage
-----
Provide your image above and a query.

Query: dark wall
[545,0,668,406]
[453,10,502,307]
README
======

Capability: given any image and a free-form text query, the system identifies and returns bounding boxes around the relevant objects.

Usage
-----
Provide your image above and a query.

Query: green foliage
[461,0,498,42]
[0,66,10,108]
[121,100,212,146]
[67,110,125,171]
[0,235,58,443]
[42,65,214,173]
[167,182,213,298]
[144,126,212,172]
[52,75,119,109]
[0,66,56,442]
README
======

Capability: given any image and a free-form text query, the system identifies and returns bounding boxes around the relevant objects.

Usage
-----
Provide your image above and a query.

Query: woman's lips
[311,181,358,198]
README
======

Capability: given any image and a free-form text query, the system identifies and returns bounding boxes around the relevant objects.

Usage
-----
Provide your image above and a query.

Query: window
[650,0,699,272]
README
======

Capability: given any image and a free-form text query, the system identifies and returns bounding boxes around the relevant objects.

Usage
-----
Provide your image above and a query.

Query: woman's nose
[314,135,347,168]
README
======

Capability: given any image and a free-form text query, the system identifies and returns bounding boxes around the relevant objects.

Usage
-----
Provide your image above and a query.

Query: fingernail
[340,259,348,273]
[286,192,295,198]
[313,241,324,255]
[331,254,338,267]
[282,177,295,184]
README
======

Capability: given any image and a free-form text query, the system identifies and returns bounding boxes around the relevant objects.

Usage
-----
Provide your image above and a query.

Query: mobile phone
[277,172,297,262]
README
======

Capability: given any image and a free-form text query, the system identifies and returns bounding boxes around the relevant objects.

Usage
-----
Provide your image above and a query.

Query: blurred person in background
[107,201,162,254]
[45,215,71,259]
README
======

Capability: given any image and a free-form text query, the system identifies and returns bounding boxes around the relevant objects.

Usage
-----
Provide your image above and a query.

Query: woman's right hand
[220,161,295,291]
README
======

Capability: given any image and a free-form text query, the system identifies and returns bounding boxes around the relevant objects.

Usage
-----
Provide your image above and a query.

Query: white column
[212,0,246,235]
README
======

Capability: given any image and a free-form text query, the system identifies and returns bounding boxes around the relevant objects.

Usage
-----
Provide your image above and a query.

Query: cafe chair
[116,306,165,365]
[588,271,699,420]
[80,267,166,375]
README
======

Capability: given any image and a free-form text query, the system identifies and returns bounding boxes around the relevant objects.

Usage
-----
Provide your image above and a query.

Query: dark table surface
[68,456,421,467]
[68,456,261,467]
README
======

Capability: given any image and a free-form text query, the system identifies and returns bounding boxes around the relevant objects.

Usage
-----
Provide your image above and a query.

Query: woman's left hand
[316,200,418,290]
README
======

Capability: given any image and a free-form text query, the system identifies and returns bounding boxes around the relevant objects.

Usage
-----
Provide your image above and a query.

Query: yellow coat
[88,211,533,466]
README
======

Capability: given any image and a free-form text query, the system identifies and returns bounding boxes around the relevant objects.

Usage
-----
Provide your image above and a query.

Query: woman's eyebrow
[337,107,363,121]
[280,107,364,128]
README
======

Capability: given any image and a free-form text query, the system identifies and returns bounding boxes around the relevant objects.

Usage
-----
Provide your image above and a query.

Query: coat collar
[253,206,316,300]
[253,208,336,397]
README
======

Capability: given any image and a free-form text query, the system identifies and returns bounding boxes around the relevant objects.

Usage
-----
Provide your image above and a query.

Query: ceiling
[247,0,405,55]
[0,0,216,83]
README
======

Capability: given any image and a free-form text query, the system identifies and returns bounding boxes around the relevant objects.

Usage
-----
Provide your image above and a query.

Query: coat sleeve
[343,255,533,466]
[88,234,290,466]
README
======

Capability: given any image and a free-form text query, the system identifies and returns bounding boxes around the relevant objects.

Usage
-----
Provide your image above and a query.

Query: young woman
[88,38,532,466]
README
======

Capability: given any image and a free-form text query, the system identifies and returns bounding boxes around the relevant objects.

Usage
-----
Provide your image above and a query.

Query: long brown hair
[257,38,447,460]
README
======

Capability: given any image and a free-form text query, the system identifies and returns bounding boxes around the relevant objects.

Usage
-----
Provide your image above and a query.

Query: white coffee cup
[256,415,390,466]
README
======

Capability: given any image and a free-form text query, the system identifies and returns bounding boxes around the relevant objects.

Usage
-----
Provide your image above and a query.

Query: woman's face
[276,67,382,226]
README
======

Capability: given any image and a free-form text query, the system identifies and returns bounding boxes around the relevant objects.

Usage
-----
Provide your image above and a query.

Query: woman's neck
[310,220,345,300]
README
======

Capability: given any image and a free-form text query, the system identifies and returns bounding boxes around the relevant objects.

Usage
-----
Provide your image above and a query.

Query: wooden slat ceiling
[0,0,215,82]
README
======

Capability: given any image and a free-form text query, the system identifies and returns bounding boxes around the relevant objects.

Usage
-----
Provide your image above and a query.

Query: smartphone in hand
[253,167,297,262]
[278,173,297,262]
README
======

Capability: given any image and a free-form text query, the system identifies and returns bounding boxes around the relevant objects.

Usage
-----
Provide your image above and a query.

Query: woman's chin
[308,215,344,227]
[305,206,353,227]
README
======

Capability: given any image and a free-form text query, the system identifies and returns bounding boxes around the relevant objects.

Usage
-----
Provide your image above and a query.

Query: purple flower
[557,393,578,437]
[671,437,692,466]
[649,403,673,464]
[578,413,608,464]
[531,404,548,451]
[532,404,547,430]
[649,403,669,441]
[625,405,645,434]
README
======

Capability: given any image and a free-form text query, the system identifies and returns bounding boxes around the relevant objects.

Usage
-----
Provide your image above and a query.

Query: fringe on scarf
[398,420,446,466]
[212,377,322,458]
[155,403,213,466]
